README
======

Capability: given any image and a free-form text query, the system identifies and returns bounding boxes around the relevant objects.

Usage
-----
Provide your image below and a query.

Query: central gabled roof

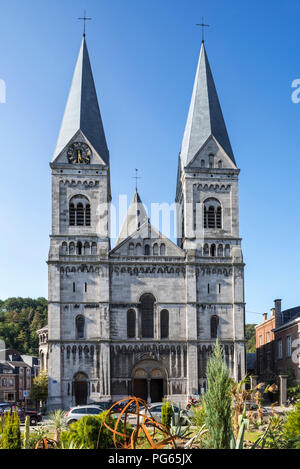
[53,36,109,164]
[180,41,236,167]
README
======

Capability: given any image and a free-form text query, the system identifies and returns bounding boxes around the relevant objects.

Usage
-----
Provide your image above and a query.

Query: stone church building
[39,34,246,409]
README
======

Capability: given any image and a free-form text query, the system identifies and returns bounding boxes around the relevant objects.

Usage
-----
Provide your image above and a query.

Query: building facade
[42,35,246,410]
[256,300,300,385]
[0,350,39,404]
[255,308,276,382]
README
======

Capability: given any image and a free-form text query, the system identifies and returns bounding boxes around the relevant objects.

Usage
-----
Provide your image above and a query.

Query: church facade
[39,34,246,410]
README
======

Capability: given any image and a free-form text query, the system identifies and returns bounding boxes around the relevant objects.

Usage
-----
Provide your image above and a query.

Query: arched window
[127,309,136,338]
[129,243,134,255]
[160,309,169,339]
[69,195,91,227]
[77,241,82,255]
[76,316,85,339]
[91,242,97,255]
[84,242,90,255]
[203,244,209,256]
[201,159,205,168]
[211,315,219,339]
[160,244,166,256]
[153,243,158,255]
[140,294,155,338]
[204,198,222,229]
[210,244,216,257]
[217,244,223,257]
[136,243,142,256]
[225,244,230,257]
[69,242,75,255]
[144,244,150,256]
[218,160,222,168]
[61,242,68,254]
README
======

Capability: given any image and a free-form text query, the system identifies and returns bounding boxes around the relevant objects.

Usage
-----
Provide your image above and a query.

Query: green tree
[31,370,48,405]
[245,324,257,353]
[0,297,47,355]
[203,339,233,449]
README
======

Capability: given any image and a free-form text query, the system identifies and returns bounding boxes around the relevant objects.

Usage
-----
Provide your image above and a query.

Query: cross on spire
[78,10,92,37]
[196,17,210,43]
[132,168,141,192]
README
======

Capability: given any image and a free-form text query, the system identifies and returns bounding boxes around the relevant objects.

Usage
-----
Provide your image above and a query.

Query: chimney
[274,299,282,327]
[262,313,268,321]
[270,308,275,318]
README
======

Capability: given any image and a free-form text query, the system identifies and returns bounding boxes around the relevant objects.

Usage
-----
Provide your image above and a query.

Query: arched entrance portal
[74,372,88,406]
[132,360,167,403]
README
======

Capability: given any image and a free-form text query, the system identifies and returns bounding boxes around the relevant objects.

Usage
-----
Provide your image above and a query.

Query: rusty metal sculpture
[102,396,177,449]
[35,438,58,449]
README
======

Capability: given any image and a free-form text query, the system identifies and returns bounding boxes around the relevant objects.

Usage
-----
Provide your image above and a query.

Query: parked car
[139,402,192,425]
[92,401,113,411]
[66,405,104,425]
[0,403,42,426]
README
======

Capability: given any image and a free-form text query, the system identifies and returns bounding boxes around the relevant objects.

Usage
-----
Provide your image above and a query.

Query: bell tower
[176,40,246,384]
[47,36,111,409]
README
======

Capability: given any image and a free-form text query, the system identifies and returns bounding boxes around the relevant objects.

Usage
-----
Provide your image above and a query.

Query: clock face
[67,142,91,164]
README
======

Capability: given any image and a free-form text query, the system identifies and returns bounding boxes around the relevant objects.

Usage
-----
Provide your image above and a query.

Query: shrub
[1,412,21,449]
[161,400,173,429]
[191,405,206,429]
[61,411,132,449]
[287,385,300,401]
[283,401,300,448]
[203,339,233,449]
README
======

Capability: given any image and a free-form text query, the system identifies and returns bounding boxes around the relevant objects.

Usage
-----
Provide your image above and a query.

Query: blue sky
[0,0,300,324]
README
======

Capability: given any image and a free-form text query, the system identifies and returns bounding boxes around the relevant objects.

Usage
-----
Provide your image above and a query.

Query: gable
[52,130,107,166]
[187,136,237,170]
[111,221,185,258]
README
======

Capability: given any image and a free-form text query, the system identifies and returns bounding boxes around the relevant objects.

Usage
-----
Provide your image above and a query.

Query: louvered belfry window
[69,195,91,226]
[204,199,222,229]
[69,204,76,226]
[85,205,91,226]
[141,294,155,338]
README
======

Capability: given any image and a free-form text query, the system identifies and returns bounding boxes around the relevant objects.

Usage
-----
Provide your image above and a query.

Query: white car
[66,405,104,425]
[139,402,191,425]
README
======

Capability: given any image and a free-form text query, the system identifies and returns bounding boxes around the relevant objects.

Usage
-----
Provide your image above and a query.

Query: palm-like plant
[48,409,68,446]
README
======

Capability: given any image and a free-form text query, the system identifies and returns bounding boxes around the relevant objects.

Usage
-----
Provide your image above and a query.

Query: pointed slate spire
[53,36,109,164]
[180,42,235,167]
[116,191,148,245]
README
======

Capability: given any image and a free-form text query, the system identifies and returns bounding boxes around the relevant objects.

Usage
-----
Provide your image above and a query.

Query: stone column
[250,375,258,389]
[279,375,288,407]
[147,378,151,404]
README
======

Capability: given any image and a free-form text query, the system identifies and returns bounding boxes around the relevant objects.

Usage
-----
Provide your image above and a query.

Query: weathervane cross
[196,17,210,42]
[132,169,141,192]
[78,10,92,37]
